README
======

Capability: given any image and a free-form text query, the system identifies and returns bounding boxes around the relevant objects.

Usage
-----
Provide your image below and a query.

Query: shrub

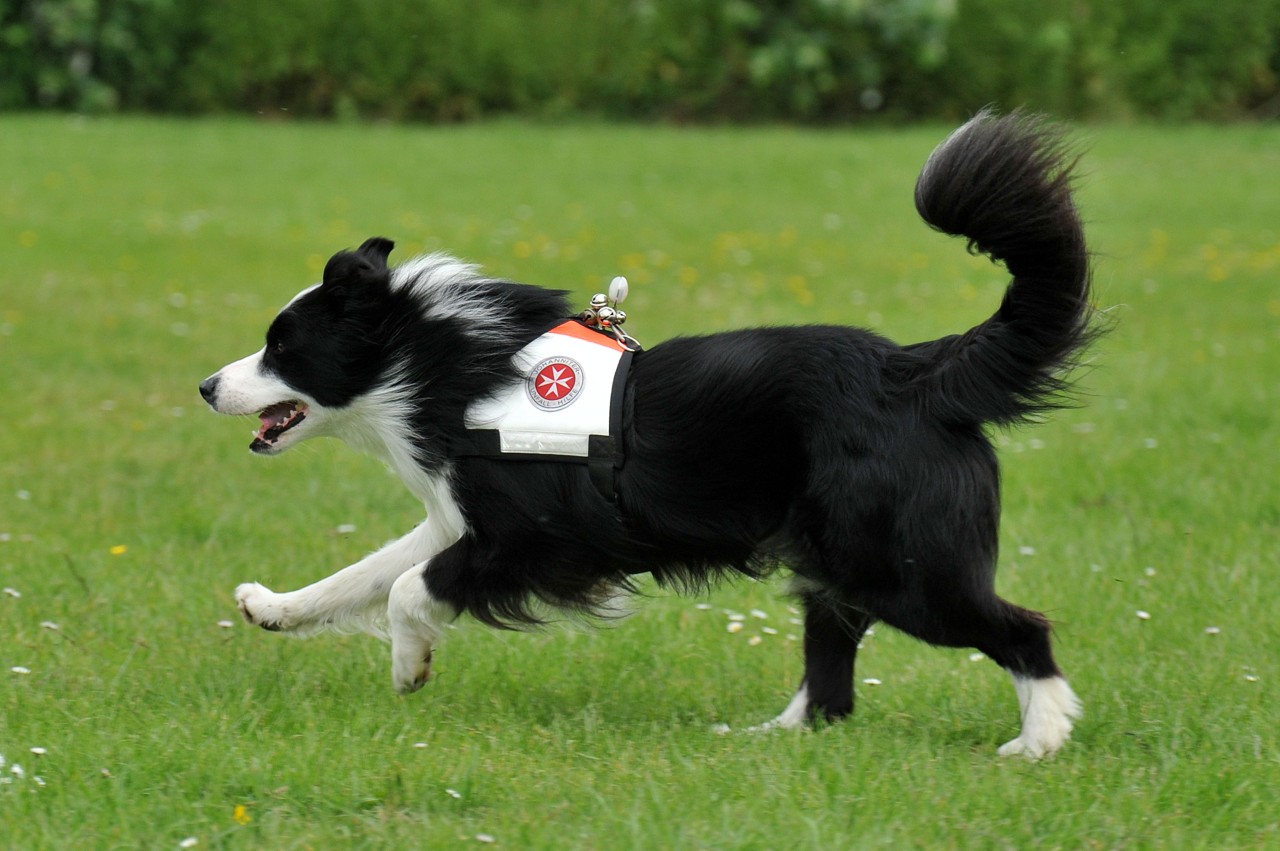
[1,0,1277,121]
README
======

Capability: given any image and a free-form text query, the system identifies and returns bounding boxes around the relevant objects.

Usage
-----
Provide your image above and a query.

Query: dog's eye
[273,341,286,354]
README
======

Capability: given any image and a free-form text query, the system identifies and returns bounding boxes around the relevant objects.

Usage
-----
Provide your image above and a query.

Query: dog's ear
[322,237,394,297]
[356,237,394,267]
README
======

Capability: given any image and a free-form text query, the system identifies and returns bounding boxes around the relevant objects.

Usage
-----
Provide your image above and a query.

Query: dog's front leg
[388,564,458,693]
[234,517,462,636]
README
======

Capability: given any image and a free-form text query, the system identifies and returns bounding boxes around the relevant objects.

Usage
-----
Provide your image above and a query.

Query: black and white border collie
[200,110,1094,758]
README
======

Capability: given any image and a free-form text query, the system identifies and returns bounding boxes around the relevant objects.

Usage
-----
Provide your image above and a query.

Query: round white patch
[526,356,584,410]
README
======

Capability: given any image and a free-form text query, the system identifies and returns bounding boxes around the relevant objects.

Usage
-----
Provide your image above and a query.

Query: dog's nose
[199,375,220,405]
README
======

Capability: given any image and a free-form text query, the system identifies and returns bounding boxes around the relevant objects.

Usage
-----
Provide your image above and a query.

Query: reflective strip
[498,431,590,457]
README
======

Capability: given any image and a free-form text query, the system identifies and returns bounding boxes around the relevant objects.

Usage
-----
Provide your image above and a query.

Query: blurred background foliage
[2,0,1277,122]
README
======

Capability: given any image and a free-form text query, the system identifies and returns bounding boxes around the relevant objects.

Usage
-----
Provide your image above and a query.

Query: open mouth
[250,401,308,452]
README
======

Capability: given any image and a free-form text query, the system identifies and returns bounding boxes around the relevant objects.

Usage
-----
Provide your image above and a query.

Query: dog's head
[199,237,397,455]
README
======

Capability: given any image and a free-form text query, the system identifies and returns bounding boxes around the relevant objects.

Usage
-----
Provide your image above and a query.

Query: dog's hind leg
[754,589,875,730]
[981,602,1083,759]
[922,596,1082,759]
[997,669,1082,759]
[235,515,462,636]
[873,583,1081,758]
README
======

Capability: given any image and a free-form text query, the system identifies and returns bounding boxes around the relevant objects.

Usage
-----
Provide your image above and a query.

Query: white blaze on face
[208,348,275,415]
[203,347,319,454]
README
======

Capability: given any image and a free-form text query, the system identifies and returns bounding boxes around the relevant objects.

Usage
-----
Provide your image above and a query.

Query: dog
[200,109,1094,758]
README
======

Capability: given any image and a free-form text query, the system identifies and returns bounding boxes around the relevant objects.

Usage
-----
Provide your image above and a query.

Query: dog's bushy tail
[909,108,1095,425]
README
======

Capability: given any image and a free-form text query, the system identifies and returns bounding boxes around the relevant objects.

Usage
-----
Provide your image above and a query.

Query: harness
[452,279,640,501]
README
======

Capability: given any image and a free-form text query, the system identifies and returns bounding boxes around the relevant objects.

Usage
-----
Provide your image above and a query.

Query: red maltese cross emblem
[527,357,584,410]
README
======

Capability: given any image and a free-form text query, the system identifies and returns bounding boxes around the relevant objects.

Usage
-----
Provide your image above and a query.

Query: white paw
[998,735,1048,759]
[747,685,811,732]
[999,676,1083,759]
[235,582,290,631]
[392,644,433,694]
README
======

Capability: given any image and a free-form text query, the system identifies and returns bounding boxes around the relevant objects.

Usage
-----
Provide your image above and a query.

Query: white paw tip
[998,737,1047,759]
[234,582,286,630]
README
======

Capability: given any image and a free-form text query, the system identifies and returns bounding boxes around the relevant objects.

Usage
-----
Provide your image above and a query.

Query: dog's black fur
[210,109,1094,731]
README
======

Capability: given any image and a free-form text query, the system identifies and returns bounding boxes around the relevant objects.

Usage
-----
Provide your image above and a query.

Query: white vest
[455,320,635,496]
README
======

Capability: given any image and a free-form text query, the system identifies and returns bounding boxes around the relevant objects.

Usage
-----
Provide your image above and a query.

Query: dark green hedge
[3,0,1278,121]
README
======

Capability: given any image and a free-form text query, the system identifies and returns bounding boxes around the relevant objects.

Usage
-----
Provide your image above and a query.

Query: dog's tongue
[249,401,306,453]
[258,402,296,436]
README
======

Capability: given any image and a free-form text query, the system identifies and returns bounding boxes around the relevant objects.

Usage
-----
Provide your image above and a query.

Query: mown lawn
[1,115,1277,848]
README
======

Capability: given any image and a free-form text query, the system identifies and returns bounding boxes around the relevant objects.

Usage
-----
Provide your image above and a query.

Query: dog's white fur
[749,685,812,732]
[998,675,1083,758]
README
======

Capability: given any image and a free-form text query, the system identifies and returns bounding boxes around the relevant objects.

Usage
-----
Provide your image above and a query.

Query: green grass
[2,115,1278,848]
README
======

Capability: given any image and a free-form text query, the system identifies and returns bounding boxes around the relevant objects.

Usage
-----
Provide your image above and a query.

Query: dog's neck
[323,382,460,519]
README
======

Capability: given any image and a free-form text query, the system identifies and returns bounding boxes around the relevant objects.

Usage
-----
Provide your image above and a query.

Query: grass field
[2,114,1278,848]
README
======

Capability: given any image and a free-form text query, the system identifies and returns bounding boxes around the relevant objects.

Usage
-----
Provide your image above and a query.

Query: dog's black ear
[356,237,394,267]
[322,237,394,296]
